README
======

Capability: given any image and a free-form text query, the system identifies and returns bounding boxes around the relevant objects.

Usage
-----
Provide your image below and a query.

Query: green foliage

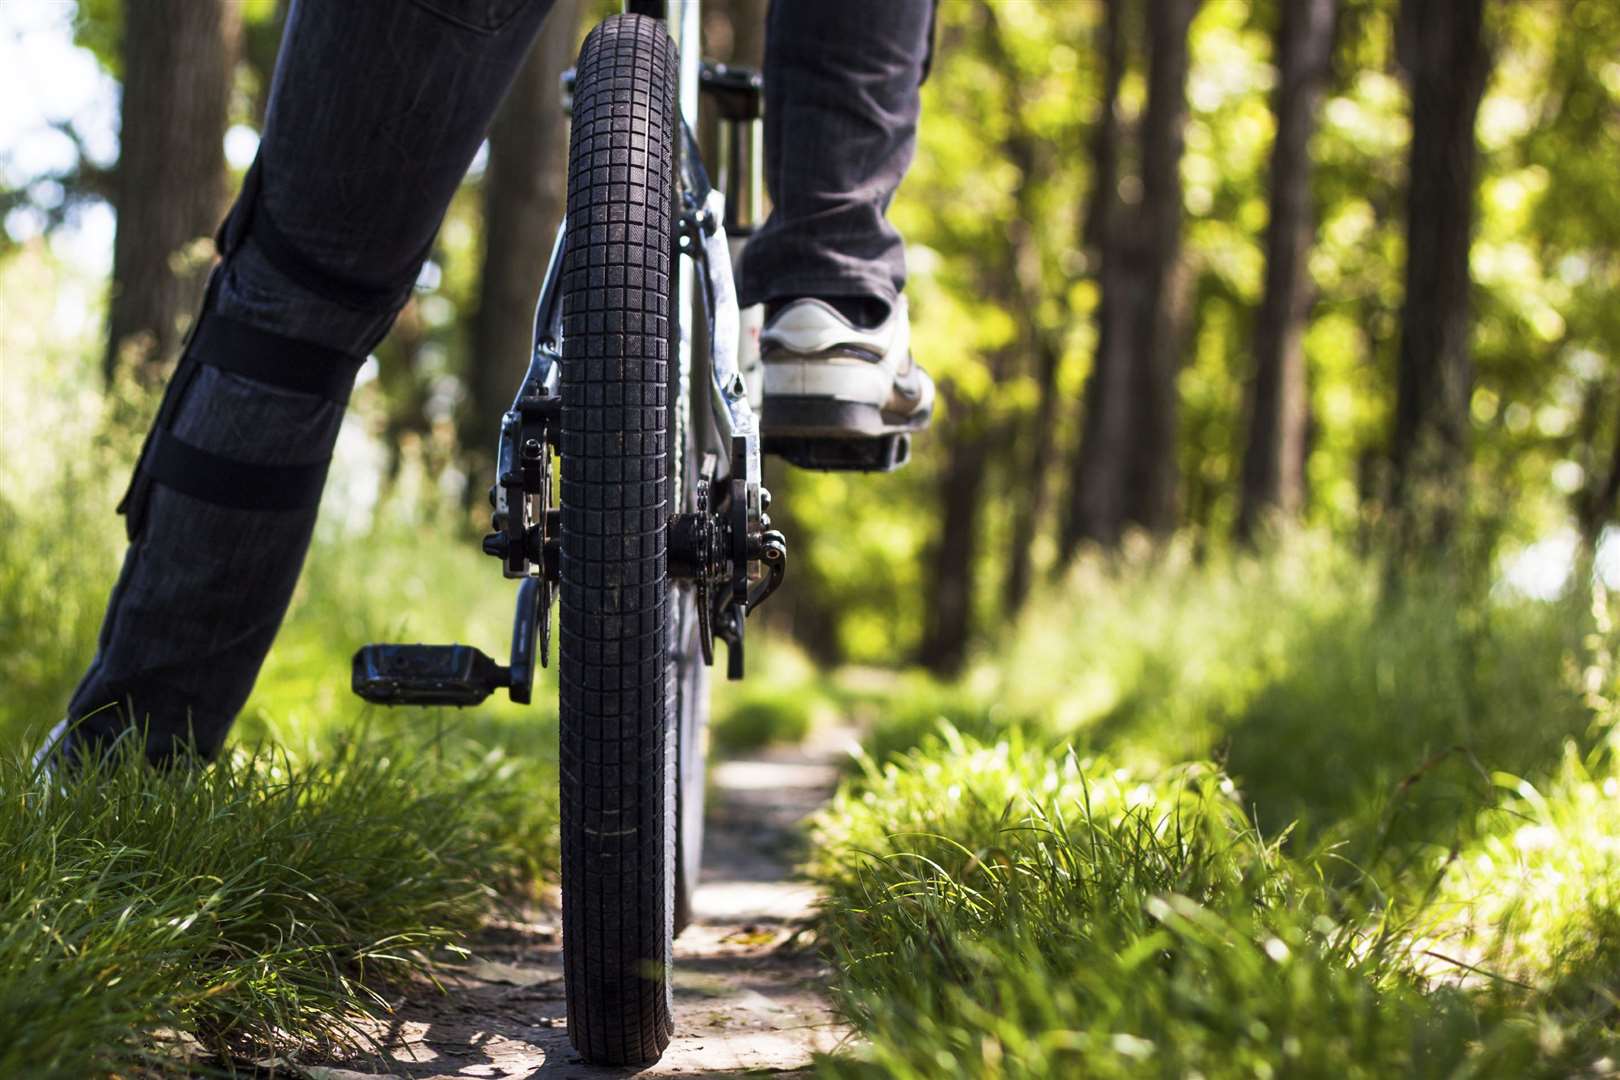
[710,682,815,755]
[70,0,122,77]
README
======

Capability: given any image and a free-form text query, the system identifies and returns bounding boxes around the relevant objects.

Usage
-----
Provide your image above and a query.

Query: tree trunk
[1120,0,1199,535]
[1062,0,1198,551]
[105,1,239,384]
[1002,336,1060,613]
[464,0,583,472]
[1588,419,1620,545]
[1574,381,1620,549]
[1390,0,1491,550]
[974,0,1063,617]
[720,0,766,67]
[1062,0,1130,554]
[1237,0,1336,542]
[241,1,290,128]
[919,387,991,678]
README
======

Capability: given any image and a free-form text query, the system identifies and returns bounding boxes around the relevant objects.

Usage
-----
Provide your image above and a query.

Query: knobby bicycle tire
[557,13,681,1066]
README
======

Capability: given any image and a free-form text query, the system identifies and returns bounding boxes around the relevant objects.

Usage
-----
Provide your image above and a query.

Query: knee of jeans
[215,155,419,339]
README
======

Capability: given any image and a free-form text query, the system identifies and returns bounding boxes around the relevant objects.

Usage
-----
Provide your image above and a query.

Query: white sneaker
[32,718,74,780]
[760,297,935,438]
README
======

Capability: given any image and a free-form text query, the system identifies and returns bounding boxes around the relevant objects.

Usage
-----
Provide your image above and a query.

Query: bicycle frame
[352,0,783,707]
[491,0,777,674]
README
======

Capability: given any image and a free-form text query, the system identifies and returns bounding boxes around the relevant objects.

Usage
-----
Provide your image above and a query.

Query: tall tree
[1237,0,1337,541]
[1064,0,1201,550]
[1123,0,1200,534]
[105,1,239,383]
[919,386,994,676]
[977,1,1068,616]
[1389,0,1492,549]
[464,0,584,470]
[718,0,766,67]
[1573,380,1620,550]
[1062,0,1130,554]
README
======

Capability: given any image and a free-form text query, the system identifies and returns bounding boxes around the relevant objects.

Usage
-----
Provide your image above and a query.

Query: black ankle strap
[192,314,364,404]
[143,430,332,512]
[117,297,361,531]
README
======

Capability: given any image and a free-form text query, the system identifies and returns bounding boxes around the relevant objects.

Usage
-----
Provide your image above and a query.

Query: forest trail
[301,728,856,1079]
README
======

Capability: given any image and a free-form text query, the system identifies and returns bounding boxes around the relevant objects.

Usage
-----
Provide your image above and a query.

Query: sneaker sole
[762,395,933,439]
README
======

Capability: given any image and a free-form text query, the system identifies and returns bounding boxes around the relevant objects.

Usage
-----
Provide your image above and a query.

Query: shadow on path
[297,728,859,1079]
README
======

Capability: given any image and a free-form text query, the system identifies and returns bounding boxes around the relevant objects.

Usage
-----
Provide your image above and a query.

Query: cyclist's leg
[737,0,934,317]
[59,0,556,765]
[737,0,936,439]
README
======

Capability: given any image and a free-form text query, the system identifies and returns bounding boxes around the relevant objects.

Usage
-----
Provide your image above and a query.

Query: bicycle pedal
[352,643,507,707]
[764,433,911,473]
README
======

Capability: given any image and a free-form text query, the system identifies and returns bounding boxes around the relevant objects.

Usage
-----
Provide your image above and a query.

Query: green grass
[807,546,1620,1078]
[807,725,1613,1077]
[1,735,511,1076]
[850,539,1592,863]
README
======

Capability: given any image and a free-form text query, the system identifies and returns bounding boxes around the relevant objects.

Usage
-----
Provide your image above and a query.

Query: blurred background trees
[104,0,238,383]
[463,0,584,484]
[1236,0,1335,542]
[3,0,1616,669]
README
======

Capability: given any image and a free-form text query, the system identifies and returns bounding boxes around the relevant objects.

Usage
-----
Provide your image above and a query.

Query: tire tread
[558,13,679,1067]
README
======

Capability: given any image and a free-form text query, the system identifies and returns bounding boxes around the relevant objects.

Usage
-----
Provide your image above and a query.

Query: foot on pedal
[760,297,934,440]
[352,644,507,707]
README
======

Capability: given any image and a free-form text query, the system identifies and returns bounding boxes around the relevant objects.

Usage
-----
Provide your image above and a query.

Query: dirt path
[302,729,856,1079]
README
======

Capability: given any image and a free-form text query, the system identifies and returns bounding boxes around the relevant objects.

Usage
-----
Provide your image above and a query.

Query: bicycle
[348,0,911,1066]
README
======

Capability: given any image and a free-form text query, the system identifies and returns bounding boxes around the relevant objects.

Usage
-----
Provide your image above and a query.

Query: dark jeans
[65,0,933,761]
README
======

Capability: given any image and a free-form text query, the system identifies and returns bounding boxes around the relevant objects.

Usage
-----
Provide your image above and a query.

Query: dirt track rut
[302,730,855,1079]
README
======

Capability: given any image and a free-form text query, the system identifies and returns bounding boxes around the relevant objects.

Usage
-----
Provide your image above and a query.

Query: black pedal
[764,433,911,473]
[699,61,763,121]
[352,644,507,707]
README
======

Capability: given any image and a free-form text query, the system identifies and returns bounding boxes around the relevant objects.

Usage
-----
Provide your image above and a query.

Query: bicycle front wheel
[557,13,680,1067]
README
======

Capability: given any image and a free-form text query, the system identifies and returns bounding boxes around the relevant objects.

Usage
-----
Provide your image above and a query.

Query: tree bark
[105,1,239,384]
[723,0,766,67]
[1121,0,1199,535]
[974,1,1063,616]
[1064,0,1199,550]
[1390,0,1491,550]
[919,386,991,677]
[464,0,583,472]
[1002,334,1061,613]
[1063,0,1131,554]
[1574,380,1620,548]
[1237,0,1336,542]
[1588,418,1620,545]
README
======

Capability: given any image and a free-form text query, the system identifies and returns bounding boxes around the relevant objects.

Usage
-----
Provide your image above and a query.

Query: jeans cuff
[739,273,898,311]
